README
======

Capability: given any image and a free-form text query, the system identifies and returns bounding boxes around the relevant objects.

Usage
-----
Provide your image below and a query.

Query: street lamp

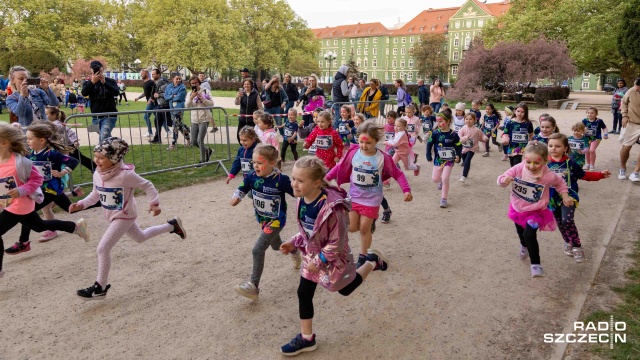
[324,51,336,83]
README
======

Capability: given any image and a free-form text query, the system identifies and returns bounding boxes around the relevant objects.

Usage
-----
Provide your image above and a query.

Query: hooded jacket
[332,65,350,103]
[497,162,568,213]
[290,186,357,292]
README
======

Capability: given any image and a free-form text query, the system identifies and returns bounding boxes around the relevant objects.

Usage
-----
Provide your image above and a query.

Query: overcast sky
[287,0,474,29]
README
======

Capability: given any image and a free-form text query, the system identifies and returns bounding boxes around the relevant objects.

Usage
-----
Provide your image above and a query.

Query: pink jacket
[290,186,356,292]
[497,162,568,213]
[326,144,411,193]
[403,115,421,138]
[458,125,488,154]
[384,131,411,156]
[0,154,43,215]
[79,163,160,222]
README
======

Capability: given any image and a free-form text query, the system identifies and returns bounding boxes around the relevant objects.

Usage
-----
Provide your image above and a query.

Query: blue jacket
[418,85,429,105]
[164,83,187,110]
[0,78,8,91]
[230,141,258,178]
[235,169,294,228]
[27,147,78,195]
[6,88,60,127]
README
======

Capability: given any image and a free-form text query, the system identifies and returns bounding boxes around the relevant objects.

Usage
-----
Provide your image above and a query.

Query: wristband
[318,252,328,264]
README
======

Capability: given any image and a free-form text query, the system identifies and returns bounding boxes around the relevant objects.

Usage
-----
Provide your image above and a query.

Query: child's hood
[317,186,350,221]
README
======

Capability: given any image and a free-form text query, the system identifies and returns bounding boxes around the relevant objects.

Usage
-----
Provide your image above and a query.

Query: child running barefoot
[230,145,298,300]
[327,122,412,268]
[0,124,88,277]
[582,107,609,171]
[532,116,559,144]
[384,118,421,176]
[427,112,462,208]
[303,111,343,169]
[568,122,590,168]
[336,105,354,146]
[279,156,389,356]
[8,122,80,250]
[497,142,572,278]
[458,113,488,183]
[481,103,502,157]
[226,126,260,184]
[279,108,300,164]
[547,133,610,262]
[501,103,534,166]
[70,137,186,299]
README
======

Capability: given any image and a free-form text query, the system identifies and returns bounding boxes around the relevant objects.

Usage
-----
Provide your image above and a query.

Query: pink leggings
[585,140,599,166]
[393,153,418,170]
[432,165,453,199]
[96,219,173,286]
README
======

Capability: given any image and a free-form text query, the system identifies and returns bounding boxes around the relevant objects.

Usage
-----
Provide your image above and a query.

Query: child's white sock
[301,333,314,341]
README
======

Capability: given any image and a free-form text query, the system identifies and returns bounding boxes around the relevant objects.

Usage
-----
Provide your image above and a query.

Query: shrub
[534,86,570,106]
[0,49,65,75]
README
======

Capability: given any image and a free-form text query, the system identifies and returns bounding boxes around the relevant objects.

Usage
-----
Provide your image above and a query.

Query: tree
[346,57,360,80]
[0,49,65,75]
[618,0,640,66]
[285,50,320,76]
[413,34,449,81]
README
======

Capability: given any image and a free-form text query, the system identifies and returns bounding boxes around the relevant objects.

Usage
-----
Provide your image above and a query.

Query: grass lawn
[126,87,238,98]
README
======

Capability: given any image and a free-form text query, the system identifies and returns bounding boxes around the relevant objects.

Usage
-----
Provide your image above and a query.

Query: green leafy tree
[413,34,449,81]
[346,56,360,80]
[618,0,640,66]
[0,49,65,75]
[285,50,320,76]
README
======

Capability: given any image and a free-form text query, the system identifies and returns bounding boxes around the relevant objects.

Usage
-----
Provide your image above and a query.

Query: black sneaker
[5,241,31,255]
[205,148,213,162]
[367,249,388,271]
[77,281,111,300]
[356,254,367,269]
[371,219,376,234]
[194,161,203,168]
[209,127,219,133]
[414,153,419,163]
[168,217,187,239]
[381,210,392,224]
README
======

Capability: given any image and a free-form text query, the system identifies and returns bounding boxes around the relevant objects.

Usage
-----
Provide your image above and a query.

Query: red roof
[313,22,391,39]
[391,7,459,36]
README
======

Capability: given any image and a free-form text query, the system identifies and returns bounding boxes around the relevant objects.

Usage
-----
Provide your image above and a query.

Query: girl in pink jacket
[384,118,420,176]
[458,113,488,183]
[326,122,413,269]
[70,137,187,300]
[497,142,573,278]
[279,156,388,356]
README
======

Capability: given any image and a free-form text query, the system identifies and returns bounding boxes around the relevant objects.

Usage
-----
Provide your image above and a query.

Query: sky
[287,0,475,29]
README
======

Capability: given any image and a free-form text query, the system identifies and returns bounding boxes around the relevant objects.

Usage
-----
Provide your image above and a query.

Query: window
[466,21,471,27]
[357,38,362,44]
[365,38,369,44]
[373,37,377,43]
[454,38,460,47]
[444,25,448,30]
[372,72,376,79]
[357,59,361,67]
[386,48,389,55]
[325,61,329,68]
[583,72,590,77]
[333,40,338,45]
[400,59,405,68]
[420,27,424,31]
[392,60,397,68]
[582,81,590,89]
[341,49,346,56]
[364,48,368,55]
[478,19,484,27]
[399,72,404,79]
[319,61,323,68]
[372,59,377,67]
[357,48,361,55]
[386,37,389,43]
[402,37,406,43]
[452,65,458,76]
[372,48,377,55]
[410,37,414,43]
[455,21,460,28]
[431,26,436,30]
[363,59,368,67]
[333,60,337,67]
[326,40,330,46]
[392,72,397,79]
[319,50,323,56]
[401,48,406,55]
[453,51,459,60]
[393,38,398,43]
[385,59,388,67]
[385,72,389,80]
[407,72,413,80]
[606,76,613,83]
[408,59,413,68]
[393,48,398,55]
[465,37,471,47]
[342,39,346,45]
[409,47,414,55]
[351,39,355,44]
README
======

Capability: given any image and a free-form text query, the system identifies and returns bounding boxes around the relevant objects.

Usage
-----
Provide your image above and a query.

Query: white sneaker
[572,247,586,263]
[142,132,151,137]
[459,176,466,183]
[629,172,640,182]
[618,169,627,180]
[234,281,259,301]
[531,265,545,278]
[563,242,573,256]
[583,164,590,170]
[291,251,302,269]
[589,165,595,171]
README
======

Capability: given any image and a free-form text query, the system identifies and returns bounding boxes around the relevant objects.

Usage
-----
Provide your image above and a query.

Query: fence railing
[64,106,232,188]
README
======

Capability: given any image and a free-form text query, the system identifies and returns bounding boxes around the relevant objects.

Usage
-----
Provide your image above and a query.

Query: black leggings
[485,132,499,152]
[515,223,540,265]
[281,141,299,161]
[509,155,523,167]
[70,147,95,173]
[381,197,389,211]
[118,93,128,103]
[461,151,475,177]
[19,192,72,243]
[0,210,77,271]
[298,274,363,319]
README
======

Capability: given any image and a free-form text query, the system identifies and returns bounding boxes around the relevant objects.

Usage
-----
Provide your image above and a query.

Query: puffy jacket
[185,89,214,124]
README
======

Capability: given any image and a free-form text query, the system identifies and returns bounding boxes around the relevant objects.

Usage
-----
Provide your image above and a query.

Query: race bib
[385,132,395,141]
[422,123,431,132]
[569,140,585,151]
[407,124,416,133]
[585,128,596,137]
[309,143,317,154]
[33,161,52,181]
[511,178,545,203]
[96,186,124,210]
[284,128,294,137]
[0,176,17,199]
[240,158,252,174]
[462,138,474,148]
[454,124,463,132]
[353,167,379,188]
[338,124,348,134]
[252,190,280,219]
[437,147,455,161]
[512,130,528,144]
[484,121,494,129]
[315,135,332,150]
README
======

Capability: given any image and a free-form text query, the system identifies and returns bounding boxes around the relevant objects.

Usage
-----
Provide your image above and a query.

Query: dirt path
[0,108,638,359]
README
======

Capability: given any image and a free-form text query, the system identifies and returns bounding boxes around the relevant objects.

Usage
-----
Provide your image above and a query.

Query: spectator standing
[81,60,119,141]
[0,74,7,114]
[116,79,129,106]
[235,78,263,143]
[164,73,190,150]
[198,72,211,92]
[186,75,214,165]
[395,79,410,115]
[418,79,430,107]
[357,79,382,119]
[6,66,60,127]
[430,78,445,113]
[240,68,259,92]
[149,68,171,144]
[49,78,63,103]
[134,69,155,137]
[331,65,351,128]
[298,77,310,109]
[283,73,299,114]
[610,79,628,134]
[299,75,325,127]
[618,77,640,182]
[263,75,288,135]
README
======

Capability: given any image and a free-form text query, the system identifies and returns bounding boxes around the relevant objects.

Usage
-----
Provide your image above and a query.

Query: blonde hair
[294,156,329,188]
[0,123,28,155]
[317,110,332,123]
[465,113,477,122]
[571,122,586,132]
[254,144,279,163]
[354,113,366,123]
[288,108,298,116]
[9,66,30,92]
[524,141,549,160]
[258,113,275,128]
[252,110,265,119]
[395,118,408,128]
[405,104,416,113]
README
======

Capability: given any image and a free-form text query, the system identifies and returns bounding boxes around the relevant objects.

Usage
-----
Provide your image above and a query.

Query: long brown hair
[27,121,74,154]
[0,123,28,155]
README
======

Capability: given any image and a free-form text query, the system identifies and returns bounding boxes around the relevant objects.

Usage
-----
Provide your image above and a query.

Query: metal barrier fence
[328,100,397,126]
[64,106,231,188]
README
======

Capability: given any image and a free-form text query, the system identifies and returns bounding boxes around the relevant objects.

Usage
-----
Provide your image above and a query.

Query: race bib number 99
[96,186,124,210]
[315,136,332,149]
[353,167,379,188]
[511,178,544,203]
[252,190,281,219]
[33,161,52,181]
[437,147,455,161]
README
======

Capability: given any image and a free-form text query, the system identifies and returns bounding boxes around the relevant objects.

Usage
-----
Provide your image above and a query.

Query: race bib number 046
[512,178,544,203]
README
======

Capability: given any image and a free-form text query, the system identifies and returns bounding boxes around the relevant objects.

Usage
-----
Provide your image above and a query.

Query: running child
[453,102,466,132]
[336,105,354,146]
[252,109,265,140]
[303,111,343,169]
[227,126,260,184]
[70,137,186,299]
[501,103,534,166]
[501,106,514,161]
[401,104,421,162]
[68,90,78,115]
[279,156,389,356]
[383,111,398,156]
[76,93,86,114]
[497,142,572,278]
[458,113,488,183]
[532,116,559,144]
[300,108,322,156]
[581,107,609,171]
[426,112,462,208]
[326,122,412,268]
[350,113,365,144]
[470,100,482,126]
[384,118,420,176]
[45,105,95,174]
[420,105,436,143]
[280,108,300,164]
[547,133,610,263]
[568,122,590,168]
[230,144,298,300]
[480,103,502,156]
[0,124,88,276]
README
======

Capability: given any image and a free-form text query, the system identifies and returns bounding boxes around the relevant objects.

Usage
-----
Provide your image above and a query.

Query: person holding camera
[164,73,191,150]
[149,68,172,144]
[81,60,119,142]
[186,76,215,165]
[5,66,60,127]
[235,78,263,144]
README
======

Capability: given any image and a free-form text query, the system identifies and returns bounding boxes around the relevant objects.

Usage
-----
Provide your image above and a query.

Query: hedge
[534,87,571,106]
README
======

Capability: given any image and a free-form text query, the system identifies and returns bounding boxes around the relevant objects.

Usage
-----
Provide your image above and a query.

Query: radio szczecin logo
[544,316,626,349]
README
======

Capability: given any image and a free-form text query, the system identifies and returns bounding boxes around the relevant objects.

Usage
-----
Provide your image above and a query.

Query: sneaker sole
[173,217,187,239]
[281,343,318,356]
[234,286,258,301]
[5,248,30,255]
[76,218,90,242]
[367,249,388,271]
[76,293,107,301]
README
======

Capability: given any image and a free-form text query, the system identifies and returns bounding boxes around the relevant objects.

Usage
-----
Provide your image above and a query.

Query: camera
[26,78,40,86]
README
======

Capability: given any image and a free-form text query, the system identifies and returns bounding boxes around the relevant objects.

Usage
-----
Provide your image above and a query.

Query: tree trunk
[619,60,640,86]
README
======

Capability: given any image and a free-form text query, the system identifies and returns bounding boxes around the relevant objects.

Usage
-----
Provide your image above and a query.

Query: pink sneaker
[413,164,421,176]
[38,230,58,242]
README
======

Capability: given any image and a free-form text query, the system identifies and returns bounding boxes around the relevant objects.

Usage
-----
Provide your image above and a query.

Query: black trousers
[0,210,77,271]
[381,197,389,211]
[509,155,523,167]
[19,192,72,243]
[151,106,169,142]
[298,274,363,319]
[70,147,95,173]
[516,223,540,265]
[281,140,299,161]
[461,151,475,177]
